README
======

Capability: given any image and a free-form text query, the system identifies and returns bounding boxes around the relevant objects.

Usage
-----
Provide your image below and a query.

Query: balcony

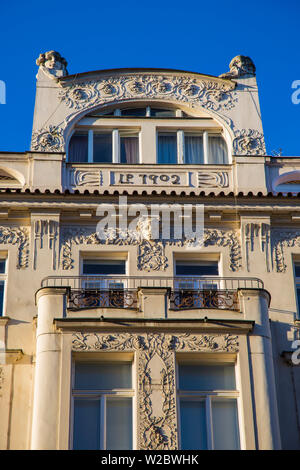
[41,276,264,313]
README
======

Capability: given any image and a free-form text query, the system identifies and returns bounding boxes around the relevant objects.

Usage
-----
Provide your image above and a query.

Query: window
[68,130,139,164]
[0,258,6,316]
[294,263,300,316]
[81,259,127,307]
[157,131,227,165]
[72,360,133,450]
[175,260,219,289]
[178,362,240,450]
[68,105,230,165]
[174,260,219,309]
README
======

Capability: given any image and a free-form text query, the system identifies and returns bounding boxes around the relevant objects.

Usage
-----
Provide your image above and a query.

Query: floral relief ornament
[31,125,64,152]
[233,129,266,156]
[59,74,237,112]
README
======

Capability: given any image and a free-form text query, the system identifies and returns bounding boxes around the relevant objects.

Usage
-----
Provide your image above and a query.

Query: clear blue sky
[0,0,299,155]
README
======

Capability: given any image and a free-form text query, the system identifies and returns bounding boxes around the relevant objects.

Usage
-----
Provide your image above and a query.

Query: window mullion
[177,130,184,164]
[206,395,214,450]
[203,131,209,164]
[88,129,94,163]
[112,129,120,163]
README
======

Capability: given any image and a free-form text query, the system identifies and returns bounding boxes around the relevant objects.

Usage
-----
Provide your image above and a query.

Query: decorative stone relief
[31,125,64,152]
[36,50,68,78]
[272,230,300,273]
[233,129,266,156]
[70,169,103,187]
[61,225,241,272]
[72,332,239,450]
[198,171,229,188]
[219,55,256,79]
[59,74,237,113]
[243,222,271,272]
[0,226,29,269]
[33,220,59,270]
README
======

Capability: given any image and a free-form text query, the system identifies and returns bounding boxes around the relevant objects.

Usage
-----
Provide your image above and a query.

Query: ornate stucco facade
[0,52,299,450]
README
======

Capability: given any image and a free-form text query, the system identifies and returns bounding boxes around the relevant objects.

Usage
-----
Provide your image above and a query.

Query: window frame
[71,355,135,450]
[68,128,140,164]
[176,359,241,450]
[156,129,228,165]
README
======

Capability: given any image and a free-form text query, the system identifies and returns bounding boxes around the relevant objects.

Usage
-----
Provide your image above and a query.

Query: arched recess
[272,171,300,194]
[63,97,235,163]
[0,166,25,187]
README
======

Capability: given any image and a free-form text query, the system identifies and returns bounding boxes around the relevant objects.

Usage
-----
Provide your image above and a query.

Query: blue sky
[0,0,299,155]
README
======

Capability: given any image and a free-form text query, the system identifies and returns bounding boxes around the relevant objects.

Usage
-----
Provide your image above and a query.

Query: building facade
[0,51,299,450]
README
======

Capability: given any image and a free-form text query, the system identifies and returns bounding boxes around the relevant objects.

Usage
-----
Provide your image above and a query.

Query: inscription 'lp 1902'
[110,171,190,186]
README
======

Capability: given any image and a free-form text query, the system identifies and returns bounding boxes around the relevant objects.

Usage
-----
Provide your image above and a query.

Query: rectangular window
[178,362,240,450]
[81,259,127,307]
[93,132,113,163]
[157,131,228,165]
[72,360,133,450]
[184,133,204,164]
[157,132,177,164]
[69,130,140,164]
[68,132,88,163]
[120,132,139,164]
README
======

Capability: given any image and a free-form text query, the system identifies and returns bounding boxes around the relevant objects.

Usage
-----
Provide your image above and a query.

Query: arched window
[68,105,229,165]
[272,171,300,194]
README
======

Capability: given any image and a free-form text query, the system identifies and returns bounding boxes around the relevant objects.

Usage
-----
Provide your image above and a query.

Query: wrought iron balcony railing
[41,275,264,311]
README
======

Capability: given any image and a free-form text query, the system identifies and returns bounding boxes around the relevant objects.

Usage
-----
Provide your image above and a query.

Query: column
[31,287,67,450]
[239,288,281,449]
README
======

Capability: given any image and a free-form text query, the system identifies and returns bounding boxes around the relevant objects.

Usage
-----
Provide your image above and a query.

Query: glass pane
[0,260,6,274]
[0,281,4,316]
[83,259,126,275]
[122,108,146,117]
[212,399,240,449]
[295,265,300,277]
[73,398,100,449]
[176,261,218,276]
[75,362,132,390]
[106,398,132,450]
[120,136,139,163]
[157,133,177,164]
[208,136,228,164]
[180,400,207,450]
[184,134,204,164]
[151,108,176,117]
[93,133,112,163]
[179,364,236,391]
[68,132,88,163]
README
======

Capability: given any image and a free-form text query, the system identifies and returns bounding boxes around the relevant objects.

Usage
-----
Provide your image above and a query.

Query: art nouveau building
[0,51,300,450]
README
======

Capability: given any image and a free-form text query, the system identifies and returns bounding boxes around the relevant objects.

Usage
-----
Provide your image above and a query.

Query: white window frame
[70,128,140,164]
[71,357,135,450]
[157,130,227,165]
[177,360,241,450]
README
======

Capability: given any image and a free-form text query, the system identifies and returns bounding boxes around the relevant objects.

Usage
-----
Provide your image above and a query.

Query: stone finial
[36,50,68,78]
[219,55,256,79]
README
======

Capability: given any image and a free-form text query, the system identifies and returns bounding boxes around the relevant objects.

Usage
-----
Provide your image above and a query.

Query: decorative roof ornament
[219,55,256,79]
[36,50,68,78]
